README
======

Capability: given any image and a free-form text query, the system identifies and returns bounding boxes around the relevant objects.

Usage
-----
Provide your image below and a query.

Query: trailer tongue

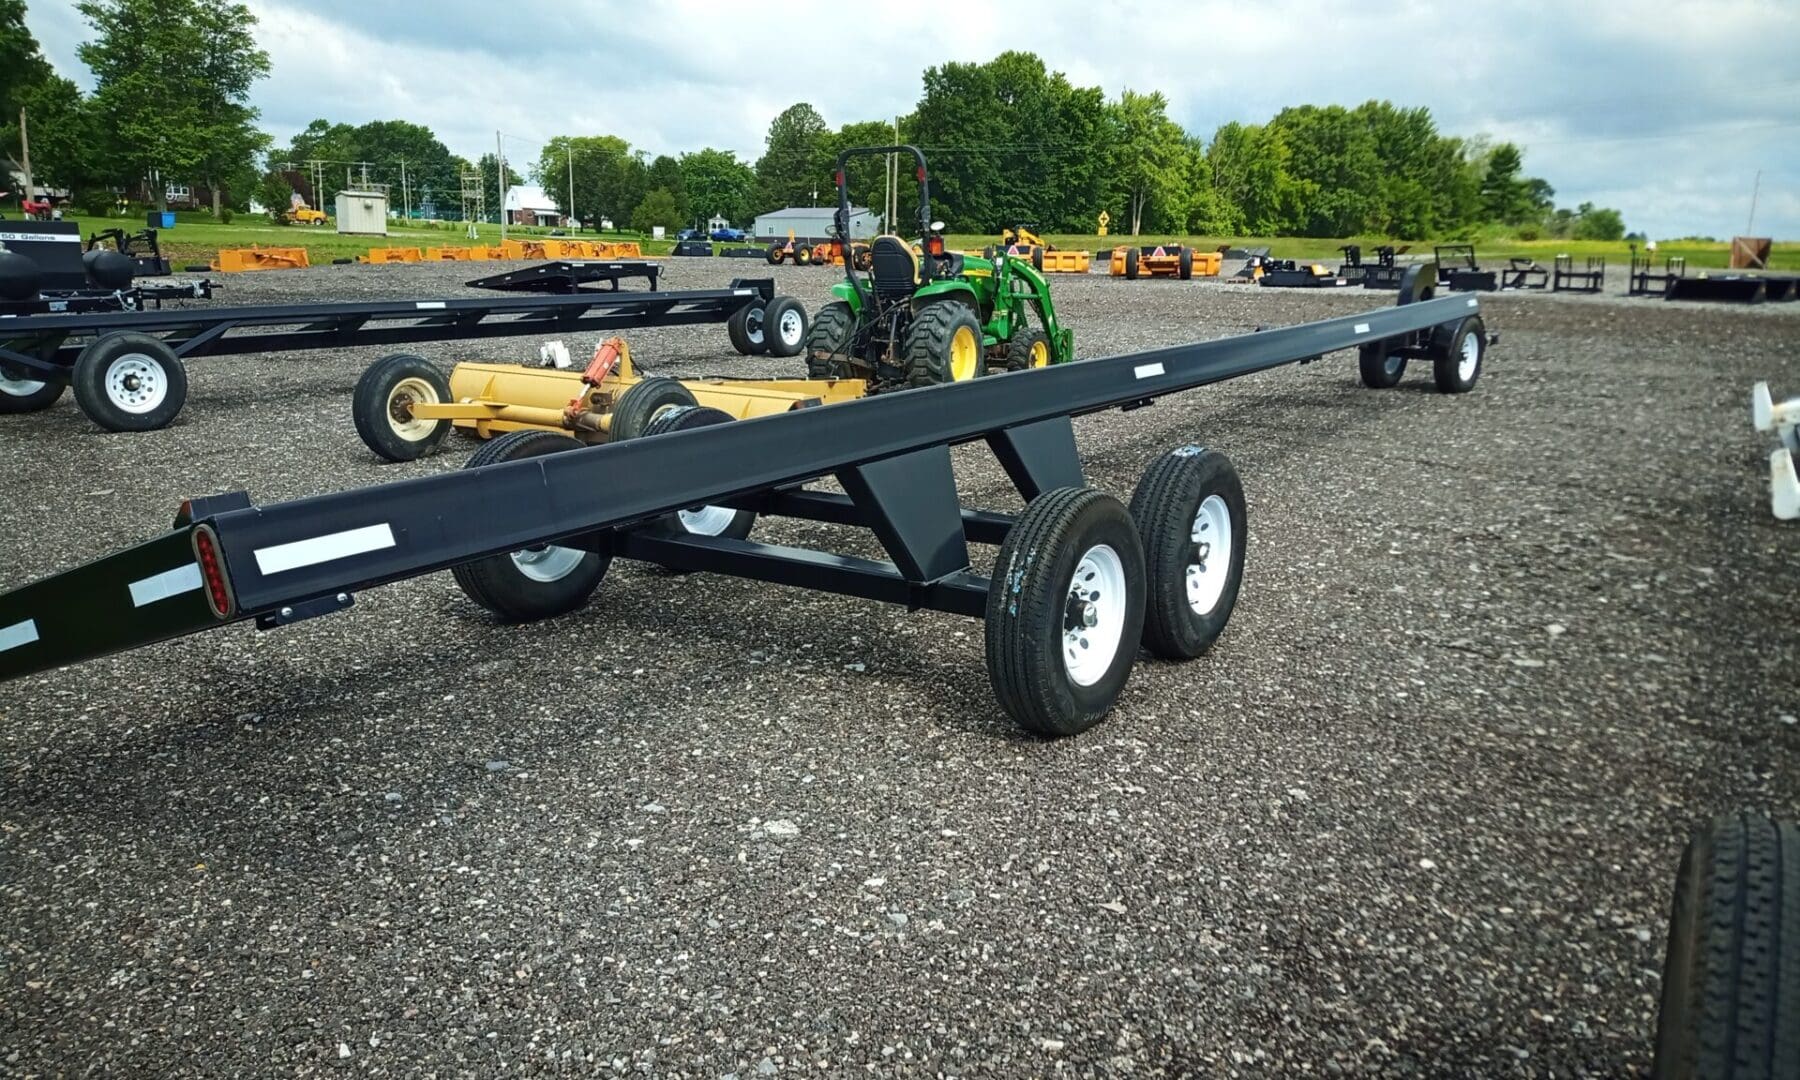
[0,277,1488,736]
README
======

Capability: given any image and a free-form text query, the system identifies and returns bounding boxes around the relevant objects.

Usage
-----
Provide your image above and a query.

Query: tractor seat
[869,235,921,298]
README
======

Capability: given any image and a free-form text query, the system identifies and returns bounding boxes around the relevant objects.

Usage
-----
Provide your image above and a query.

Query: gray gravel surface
[2,258,1798,1077]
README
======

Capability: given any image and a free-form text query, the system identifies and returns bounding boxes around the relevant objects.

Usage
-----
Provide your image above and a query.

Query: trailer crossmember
[0,280,1489,734]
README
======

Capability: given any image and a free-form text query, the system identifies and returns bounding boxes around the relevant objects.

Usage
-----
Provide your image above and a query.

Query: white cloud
[25,0,1800,237]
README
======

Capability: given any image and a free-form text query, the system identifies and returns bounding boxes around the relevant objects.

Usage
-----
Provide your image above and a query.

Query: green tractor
[802,145,1073,389]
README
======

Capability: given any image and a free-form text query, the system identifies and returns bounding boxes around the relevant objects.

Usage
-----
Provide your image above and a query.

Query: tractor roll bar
[832,144,932,314]
[0,287,1483,684]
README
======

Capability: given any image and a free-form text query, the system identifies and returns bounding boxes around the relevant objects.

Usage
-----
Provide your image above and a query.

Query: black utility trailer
[1339,244,1410,288]
[466,260,662,293]
[1664,274,1797,304]
[0,268,1493,737]
[1434,245,1497,291]
[1499,257,1548,290]
[0,280,795,432]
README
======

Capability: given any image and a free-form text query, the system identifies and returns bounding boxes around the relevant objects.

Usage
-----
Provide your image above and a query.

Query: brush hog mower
[803,146,1074,390]
[1256,260,1351,289]
[1109,244,1220,281]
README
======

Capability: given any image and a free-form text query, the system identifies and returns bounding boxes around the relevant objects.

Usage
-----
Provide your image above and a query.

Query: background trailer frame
[0,273,1489,735]
[0,279,785,431]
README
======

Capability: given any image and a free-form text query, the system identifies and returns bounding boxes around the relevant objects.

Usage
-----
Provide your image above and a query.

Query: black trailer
[466,260,662,293]
[1499,257,1548,290]
[0,279,801,432]
[1662,275,1799,304]
[1552,254,1606,293]
[0,268,1493,737]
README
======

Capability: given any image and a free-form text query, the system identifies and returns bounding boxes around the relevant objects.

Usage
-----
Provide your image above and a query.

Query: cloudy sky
[24,0,1800,238]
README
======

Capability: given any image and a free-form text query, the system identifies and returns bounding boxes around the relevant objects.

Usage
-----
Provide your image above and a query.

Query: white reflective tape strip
[1354,322,1371,334]
[254,523,395,575]
[0,230,79,243]
[414,301,446,310]
[1133,362,1165,380]
[128,563,203,607]
[1466,298,1478,307]
[733,289,754,295]
[0,619,39,653]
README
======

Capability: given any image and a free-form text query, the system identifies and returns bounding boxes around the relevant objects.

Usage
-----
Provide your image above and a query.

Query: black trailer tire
[985,487,1146,737]
[727,301,769,356]
[902,301,986,387]
[70,332,187,432]
[1653,814,1800,1080]
[761,295,809,358]
[352,353,453,462]
[1431,315,1485,394]
[803,301,856,380]
[450,430,610,621]
[0,365,66,413]
[1357,343,1407,389]
[635,405,756,542]
[795,246,812,266]
[1124,247,1140,280]
[609,376,698,442]
[1128,447,1246,660]
[1004,328,1051,372]
[1178,247,1194,280]
[765,246,783,265]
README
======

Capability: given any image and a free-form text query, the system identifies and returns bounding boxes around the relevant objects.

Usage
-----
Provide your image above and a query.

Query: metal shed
[334,188,389,236]
[753,206,879,241]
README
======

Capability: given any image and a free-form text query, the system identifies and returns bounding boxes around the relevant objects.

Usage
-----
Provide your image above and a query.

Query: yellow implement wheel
[387,377,441,439]
[949,324,980,381]
[1028,338,1050,368]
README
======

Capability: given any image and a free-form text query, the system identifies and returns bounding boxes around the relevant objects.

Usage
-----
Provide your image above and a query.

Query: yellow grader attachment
[361,247,425,264]
[354,337,867,462]
[426,246,491,261]
[1039,249,1090,273]
[211,246,311,272]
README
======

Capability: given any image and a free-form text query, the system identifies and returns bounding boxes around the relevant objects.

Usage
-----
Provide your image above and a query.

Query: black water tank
[0,250,40,300]
[83,248,136,289]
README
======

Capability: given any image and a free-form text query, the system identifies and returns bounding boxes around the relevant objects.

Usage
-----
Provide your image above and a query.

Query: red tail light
[834,171,844,187]
[926,236,944,255]
[916,167,926,182]
[191,525,235,619]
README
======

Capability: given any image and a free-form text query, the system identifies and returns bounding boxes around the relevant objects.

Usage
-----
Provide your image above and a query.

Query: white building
[752,206,880,241]
[505,185,562,227]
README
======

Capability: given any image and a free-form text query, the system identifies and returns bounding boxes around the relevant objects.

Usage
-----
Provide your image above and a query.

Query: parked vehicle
[710,226,747,243]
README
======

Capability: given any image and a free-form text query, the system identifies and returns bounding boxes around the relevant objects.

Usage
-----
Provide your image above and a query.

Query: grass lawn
[44,213,1798,272]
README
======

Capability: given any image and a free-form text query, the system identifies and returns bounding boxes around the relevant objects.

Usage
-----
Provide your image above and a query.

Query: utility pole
[1747,169,1763,235]
[567,148,575,230]
[497,130,507,242]
[400,157,410,221]
[18,107,32,202]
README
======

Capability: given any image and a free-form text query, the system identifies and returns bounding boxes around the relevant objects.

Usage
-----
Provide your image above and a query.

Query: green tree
[680,147,755,228]
[645,154,690,224]
[1478,143,1535,225]
[1107,90,1189,235]
[533,134,646,228]
[824,119,904,226]
[630,187,681,233]
[3,1,100,198]
[755,103,831,212]
[1572,202,1626,241]
[1207,121,1297,236]
[478,152,515,224]
[77,0,270,213]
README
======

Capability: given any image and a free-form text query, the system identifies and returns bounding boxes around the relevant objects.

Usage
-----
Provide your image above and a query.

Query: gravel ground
[2,258,1798,1077]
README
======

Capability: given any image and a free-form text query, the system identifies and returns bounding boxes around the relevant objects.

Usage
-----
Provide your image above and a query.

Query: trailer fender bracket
[256,590,355,630]
[987,414,1084,499]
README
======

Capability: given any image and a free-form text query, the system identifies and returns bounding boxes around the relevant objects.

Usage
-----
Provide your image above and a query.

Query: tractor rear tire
[1178,247,1194,280]
[1431,315,1485,394]
[1124,247,1140,280]
[1653,814,1800,1079]
[984,487,1146,737]
[635,404,756,542]
[803,301,857,380]
[1004,328,1051,372]
[451,430,610,621]
[353,353,453,462]
[1128,447,1245,660]
[727,302,768,355]
[902,302,986,387]
[610,376,697,442]
[0,365,65,413]
[1357,343,1407,389]
[71,332,187,432]
[761,295,809,358]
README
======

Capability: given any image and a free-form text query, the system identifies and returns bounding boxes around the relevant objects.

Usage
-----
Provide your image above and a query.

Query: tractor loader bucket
[426,246,489,261]
[361,248,425,265]
[211,246,310,272]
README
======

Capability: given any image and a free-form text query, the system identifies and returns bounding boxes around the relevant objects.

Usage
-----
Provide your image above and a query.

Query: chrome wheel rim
[103,354,167,414]
[1062,543,1127,687]
[0,369,46,397]
[1186,495,1233,615]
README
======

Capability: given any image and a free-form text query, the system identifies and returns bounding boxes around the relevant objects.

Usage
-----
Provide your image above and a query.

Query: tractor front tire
[985,487,1146,737]
[802,301,857,380]
[902,302,986,387]
[1004,328,1051,372]
[451,430,610,621]
[353,353,454,462]
[1358,343,1407,389]
[610,376,698,442]
[1128,447,1246,660]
